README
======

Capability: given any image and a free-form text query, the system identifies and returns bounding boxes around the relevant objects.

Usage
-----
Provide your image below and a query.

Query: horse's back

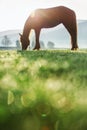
[30,6,75,20]
[29,6,75,28]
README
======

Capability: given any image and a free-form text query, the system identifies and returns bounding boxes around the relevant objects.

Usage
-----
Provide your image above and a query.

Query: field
[0,49,87,130]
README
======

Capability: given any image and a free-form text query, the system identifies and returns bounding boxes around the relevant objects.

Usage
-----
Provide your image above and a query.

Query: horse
[20,6,78,50]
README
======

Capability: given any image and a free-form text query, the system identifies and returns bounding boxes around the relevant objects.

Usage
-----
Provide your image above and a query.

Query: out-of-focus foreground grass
[0,50,87,130]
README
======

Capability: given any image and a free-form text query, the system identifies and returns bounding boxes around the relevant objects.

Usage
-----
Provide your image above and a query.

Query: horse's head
[19,33,30,50]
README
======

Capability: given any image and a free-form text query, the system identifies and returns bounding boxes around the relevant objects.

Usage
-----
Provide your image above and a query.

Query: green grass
[0,49,87,130]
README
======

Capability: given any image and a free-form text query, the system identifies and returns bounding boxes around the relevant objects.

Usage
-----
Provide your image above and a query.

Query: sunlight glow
[30,11,36,18]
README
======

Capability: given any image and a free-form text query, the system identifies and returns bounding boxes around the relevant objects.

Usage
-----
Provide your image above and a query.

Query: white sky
[0,0,87,32]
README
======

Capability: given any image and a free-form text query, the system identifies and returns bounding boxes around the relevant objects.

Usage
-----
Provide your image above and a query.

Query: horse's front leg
[34,29,41,50]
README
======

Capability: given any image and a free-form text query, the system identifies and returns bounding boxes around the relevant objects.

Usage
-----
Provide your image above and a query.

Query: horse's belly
[37,18,60,28]
[42,23,58,28]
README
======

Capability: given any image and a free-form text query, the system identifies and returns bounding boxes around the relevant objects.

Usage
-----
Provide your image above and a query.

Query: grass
[0,49,87,130]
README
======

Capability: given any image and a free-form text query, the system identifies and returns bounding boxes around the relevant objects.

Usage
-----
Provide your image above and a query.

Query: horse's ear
[19,33,22,36]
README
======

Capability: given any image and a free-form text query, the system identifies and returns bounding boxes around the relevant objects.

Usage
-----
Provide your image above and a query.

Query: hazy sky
[0,0,87,31]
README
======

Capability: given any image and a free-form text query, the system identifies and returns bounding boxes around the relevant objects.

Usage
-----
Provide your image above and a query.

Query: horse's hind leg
[70,30,78,50]
[70,20,78,50]
[65,25,78,50]
[63,17,78,50]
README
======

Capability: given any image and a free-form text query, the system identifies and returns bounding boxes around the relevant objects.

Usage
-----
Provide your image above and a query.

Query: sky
[0,0,87,32]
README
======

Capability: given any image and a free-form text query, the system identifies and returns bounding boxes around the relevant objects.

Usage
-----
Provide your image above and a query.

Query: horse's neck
[22,22,31,39]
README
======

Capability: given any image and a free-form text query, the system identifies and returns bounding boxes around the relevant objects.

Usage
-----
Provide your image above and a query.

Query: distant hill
[78,20,87,39]
[0,30,21,37]
[0,30,21,49]
[0,20,87,49]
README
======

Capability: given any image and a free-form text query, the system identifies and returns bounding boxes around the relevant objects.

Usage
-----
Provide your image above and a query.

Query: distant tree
[30,40,45,50]
[1,35,12,47]
[40,41,45,49]
[16,40,21,49]
[47,41,55,49]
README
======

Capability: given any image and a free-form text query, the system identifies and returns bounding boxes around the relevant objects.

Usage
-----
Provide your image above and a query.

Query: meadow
[0,49,87,130]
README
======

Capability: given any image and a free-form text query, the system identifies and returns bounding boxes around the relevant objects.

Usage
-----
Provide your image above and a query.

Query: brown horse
[20,6,78,50]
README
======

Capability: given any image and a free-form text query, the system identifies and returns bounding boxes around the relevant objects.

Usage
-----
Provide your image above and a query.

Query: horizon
[0,0,87,32]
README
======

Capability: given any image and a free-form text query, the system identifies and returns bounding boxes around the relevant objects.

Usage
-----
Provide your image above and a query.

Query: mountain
[0,20,87,49]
